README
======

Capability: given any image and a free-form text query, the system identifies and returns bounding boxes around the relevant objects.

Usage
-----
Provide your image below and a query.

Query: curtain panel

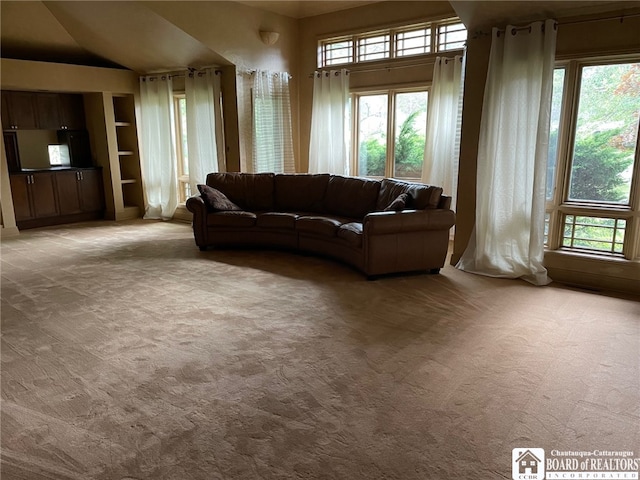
[309,69,350,175]
[456,19,557,286]
[422,55,465,212]
[250,70,295,173]
[185,68,226,197]
[139,75,178,220]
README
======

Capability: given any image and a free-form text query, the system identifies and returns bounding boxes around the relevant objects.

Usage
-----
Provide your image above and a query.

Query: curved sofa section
[186,173,456,277]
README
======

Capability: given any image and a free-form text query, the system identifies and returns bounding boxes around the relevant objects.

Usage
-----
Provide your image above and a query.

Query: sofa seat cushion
[207,211,257,227]
[323,175,381,219]
[296,215,346,237]
[337,222,363,247]
[256,212,298,229]
[376,178,443,211]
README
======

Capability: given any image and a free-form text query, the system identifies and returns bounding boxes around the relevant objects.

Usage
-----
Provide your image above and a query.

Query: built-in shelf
[110,93,144,221]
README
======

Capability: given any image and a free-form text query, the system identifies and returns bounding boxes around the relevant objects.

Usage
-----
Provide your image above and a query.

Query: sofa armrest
[185,195,208,248]
[363,209,455,235]
[186,195,207,214]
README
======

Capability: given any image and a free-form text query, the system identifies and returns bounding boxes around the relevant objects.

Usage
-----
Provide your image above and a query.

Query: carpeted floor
[1,220,639,479]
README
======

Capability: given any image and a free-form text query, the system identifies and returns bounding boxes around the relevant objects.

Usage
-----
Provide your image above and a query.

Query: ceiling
[1,1,638,74]
[236,1,381,18]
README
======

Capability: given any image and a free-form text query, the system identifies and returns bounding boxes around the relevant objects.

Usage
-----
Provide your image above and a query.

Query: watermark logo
[513,448,545,480]
[511,448,639,479]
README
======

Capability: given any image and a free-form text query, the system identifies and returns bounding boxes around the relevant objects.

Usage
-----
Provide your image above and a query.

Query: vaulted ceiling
[1,1,637,74]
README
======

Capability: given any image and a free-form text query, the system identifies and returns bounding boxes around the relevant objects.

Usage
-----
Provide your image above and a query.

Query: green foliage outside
[550,63,639,253]
[358,109,425,178]
[394,110,426,178]
[569,129,633,202]
[358,138,385,176]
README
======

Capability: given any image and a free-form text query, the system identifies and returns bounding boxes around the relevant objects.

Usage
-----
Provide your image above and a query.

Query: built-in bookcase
[112,94,144,219]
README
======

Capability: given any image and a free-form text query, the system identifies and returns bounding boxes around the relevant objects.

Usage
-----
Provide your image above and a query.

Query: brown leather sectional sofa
[186,172,455,278]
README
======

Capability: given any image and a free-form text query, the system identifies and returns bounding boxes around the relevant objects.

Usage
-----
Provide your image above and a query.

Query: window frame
[352,85,430,181]
[172,93,190,203]
[545,57,640,260]
[317,18,466,68]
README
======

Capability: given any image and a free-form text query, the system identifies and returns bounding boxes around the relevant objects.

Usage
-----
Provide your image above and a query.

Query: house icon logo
[512,448,545,480]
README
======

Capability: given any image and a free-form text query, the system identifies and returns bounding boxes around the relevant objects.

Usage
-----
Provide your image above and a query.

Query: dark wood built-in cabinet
[55,169,104,216]
[1,91,39,130]
[57,129,92,168]
[9,168,105,230]
[3,89,106,229]
[3,131,21,172]
[1,91,86,130]
[9,171,59,223]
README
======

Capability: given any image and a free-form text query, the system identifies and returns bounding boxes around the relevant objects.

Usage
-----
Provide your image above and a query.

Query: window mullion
[386,92,395,178]
[559,61,581,208]
[351,93,360,176]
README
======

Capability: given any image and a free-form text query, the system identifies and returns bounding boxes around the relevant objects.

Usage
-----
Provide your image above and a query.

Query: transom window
[395,26,431,57]
[546,59,640,259]
[318,19,466,68]
[358,33,390,62]
[320,38,353,67]
[437,21,467,51]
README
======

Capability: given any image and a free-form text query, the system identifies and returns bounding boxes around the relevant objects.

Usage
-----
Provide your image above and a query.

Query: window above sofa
[317,18,466,68]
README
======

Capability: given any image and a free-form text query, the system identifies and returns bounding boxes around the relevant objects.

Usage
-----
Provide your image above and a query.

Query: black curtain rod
[473,11,640,38]
[142,69,222,81]
[309,55,462,77]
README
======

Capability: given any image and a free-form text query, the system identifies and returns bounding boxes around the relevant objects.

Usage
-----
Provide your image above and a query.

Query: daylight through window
[546,59,640,259]
[318,19,466,68]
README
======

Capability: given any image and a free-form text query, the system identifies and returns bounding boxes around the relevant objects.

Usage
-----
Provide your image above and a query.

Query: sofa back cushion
[323,175,381,219]
[275,174,330,213]
[206,173,275,211]
[375,178,443,211]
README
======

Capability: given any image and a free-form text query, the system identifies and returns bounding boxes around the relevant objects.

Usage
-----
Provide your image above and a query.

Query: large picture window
[355,88,428,180]
[546,58,640,259]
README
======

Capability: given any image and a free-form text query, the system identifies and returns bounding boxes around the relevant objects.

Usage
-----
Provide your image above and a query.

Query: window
[318,38,353,67]
[437,22,467,51]
[358,33,390,62]
[173,94,190,203]
[318,19,466,68]
[546,59,640,259]
[355,88,428,180]
[395,26,431,57]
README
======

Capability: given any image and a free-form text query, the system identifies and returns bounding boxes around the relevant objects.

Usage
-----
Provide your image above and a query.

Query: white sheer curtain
[422,55,464,212]
[139,75,178,220]
[309,69,350,175]
[251,70,295,173]
[185,68,226,196]
[457,19,557,286]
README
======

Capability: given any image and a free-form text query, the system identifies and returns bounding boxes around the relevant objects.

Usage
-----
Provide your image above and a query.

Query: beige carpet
[1,220,639,479]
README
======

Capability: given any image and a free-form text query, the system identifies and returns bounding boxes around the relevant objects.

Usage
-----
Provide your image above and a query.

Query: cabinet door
[1,93,11,129]
[3,131,21,172]
[35,93,62,130]
[58,130,92,167]
[55,170,83,215]
[59,94,86,130]
[4,92,38,129]
[30,172,59,218]
[78,169,105,213]
[9,174,34,221]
